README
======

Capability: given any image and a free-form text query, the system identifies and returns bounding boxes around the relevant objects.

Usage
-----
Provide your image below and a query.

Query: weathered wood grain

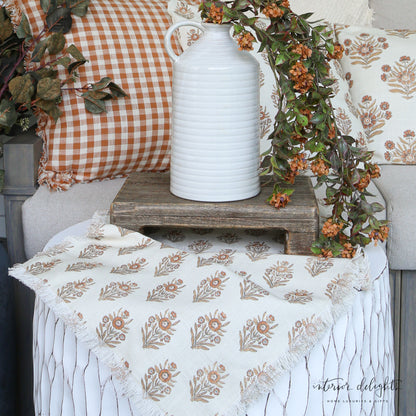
[110,172,319,255]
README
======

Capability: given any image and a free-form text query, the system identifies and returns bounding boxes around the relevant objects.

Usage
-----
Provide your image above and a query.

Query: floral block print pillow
[167,1,368,156]
[6,0,178,190]
[337,25,416,164]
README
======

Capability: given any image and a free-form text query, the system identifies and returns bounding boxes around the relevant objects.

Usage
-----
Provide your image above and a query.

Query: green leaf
[37,77,61,100]
[8,75,34,104]
[0,12,14,41]
[31,40,48,62]
[46,7,72,33]
[371,202,385,213]
[66,44,87,61]
[82,92,107,114]
[68,0,90,17]
[40,0,57,14]
[296,114,309,127]
[67,60,86,74]
[92,77,112,91]
[36,99,61,121]
[15,13,32,40]
[52,56,71,68]
[0,99,18,129]
[47,32,66,55]
[108,82,128,98]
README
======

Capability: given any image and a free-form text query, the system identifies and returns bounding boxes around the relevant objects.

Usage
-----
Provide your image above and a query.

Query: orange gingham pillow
[6,0,176,190]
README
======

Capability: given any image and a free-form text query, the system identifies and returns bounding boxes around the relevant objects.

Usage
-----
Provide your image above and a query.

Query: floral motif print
[190,362,228,402]
[385,29,416,38]
[111,258,147,274]
[263,261,294,288]
[186,28,201,46]
[187,239,213,254]
[240,363,269,396]
[154,251,188,277]
[146,278,185,302]
[57,277,94,303]
[141,360,180,402]
[305,257,334,277]
[384,130,416,163]
[27,260,62,275]
[240,274,270,301]
[334,107,352,135]
[193,271,229,302]
[216,231,241,244]
[325,275,352,304]
[197,249,235,267]
[78,244,108,259]
[142,310,179,349]
[239,313,278,352]
[245,241,271,262]
[98,281,139,301]
[284,289,313,304]
[381,56,416,99]
[37,242,73,258]
[65,262,102,272]
[343,33,389,68]
[357,96,391,142]
[260,106,272,138]
[174,0,195,19]
[191,310,229,350]
[96,308,132,348]
[87,222,105,239]
[117,238,153,256]
[191,228,214,235]
[288,314,324,351]
[163,229,186,242]
[117,227,135,237]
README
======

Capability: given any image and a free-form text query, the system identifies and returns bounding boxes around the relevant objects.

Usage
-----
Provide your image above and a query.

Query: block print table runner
[10,214,370,416]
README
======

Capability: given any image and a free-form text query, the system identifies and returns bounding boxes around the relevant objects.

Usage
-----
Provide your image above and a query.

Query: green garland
[200,0,389,258]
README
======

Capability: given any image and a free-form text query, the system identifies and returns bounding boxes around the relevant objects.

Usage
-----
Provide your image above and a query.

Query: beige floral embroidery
[384,130,416,164]
[96,308,132,348]
[343,33,389,68]
[111,258,147,274]
[141,360,180,402]
[98,281,139,301]
[284,289,313,304]
[325,275,353,304]
[357,95,391,142]
[187,239,213,254]
[240,274,270,301]
[147,278,185,302]
[260,106,272,138]
[57,277,94,303]
[263,260,294,288]
[381,56,416,99]
[26,260,62,275]
[190,362,228,402]
[117,238,153,255]
[142,310,179,349]
[305,257,334,277]
[197,249,235,267]
[288,315,325,351]
[239,313,278,352]
[245,241,271,261]
[78,244,108,259]
[191,310,229,350]
[65,262,102,272]
[240,363,270,396]
[193,271,229,302]
[154,251,188,277]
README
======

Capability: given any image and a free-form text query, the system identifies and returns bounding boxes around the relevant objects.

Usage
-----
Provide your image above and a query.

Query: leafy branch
[199,0,389,257]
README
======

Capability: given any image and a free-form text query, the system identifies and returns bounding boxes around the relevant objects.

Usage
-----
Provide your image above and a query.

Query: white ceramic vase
[165,22,260,202]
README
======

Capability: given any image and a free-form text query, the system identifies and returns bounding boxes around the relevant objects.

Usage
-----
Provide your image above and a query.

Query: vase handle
[164,21,205,62]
